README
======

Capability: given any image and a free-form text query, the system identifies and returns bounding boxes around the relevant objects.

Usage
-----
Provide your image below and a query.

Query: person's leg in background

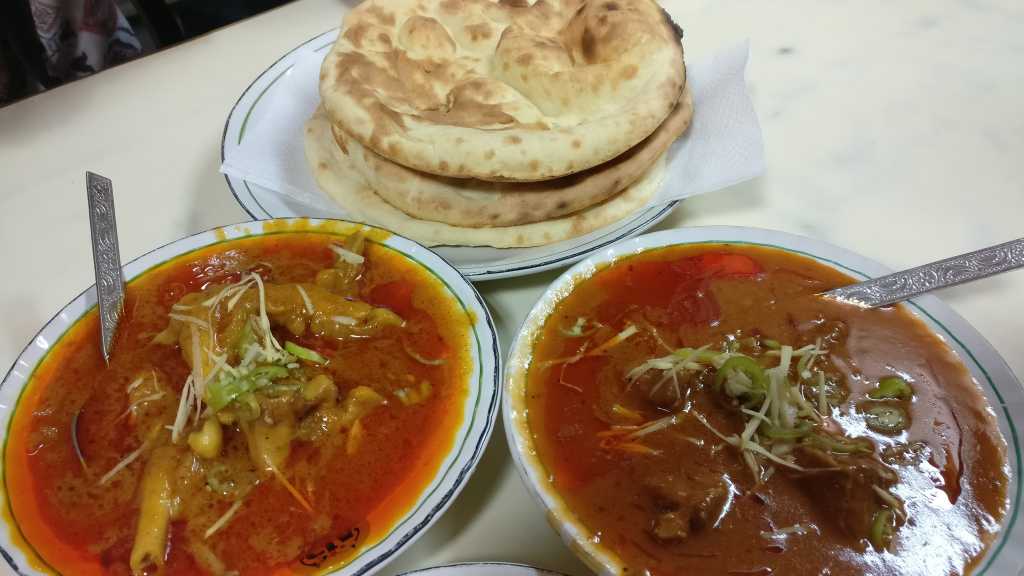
[0,0,140,105]
[31,0,141,81]
[0,0,55,104]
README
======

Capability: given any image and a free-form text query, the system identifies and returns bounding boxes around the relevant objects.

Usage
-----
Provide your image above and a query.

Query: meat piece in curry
[527,244,1009,576]
[5,230,470,575]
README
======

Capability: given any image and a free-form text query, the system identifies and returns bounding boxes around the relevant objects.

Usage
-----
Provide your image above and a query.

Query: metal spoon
[86,171,125,363]
[821,238,1024,308]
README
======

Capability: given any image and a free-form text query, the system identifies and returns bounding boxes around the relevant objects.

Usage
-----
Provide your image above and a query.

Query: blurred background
[0,0,295,105]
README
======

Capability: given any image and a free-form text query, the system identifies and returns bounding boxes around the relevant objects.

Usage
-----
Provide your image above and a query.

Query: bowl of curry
[0,218,500,576]
[505,226,1022,576]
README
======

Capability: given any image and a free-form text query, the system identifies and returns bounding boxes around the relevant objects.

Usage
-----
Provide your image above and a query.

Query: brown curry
[5,231,469,575]
[527,244,1008,575]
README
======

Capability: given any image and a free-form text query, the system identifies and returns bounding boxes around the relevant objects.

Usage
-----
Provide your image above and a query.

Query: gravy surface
[527,244,1009,575]
[5,233,470,575]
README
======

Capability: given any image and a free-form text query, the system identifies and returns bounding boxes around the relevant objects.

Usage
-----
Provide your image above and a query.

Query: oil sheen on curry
[527,244,1009,575]
[5,231,470,575]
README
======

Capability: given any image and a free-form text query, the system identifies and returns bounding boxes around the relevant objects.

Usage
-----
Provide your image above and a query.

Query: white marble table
[1,0,1022,574]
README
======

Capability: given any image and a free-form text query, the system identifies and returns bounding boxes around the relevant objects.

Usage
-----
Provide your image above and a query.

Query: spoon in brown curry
[821,237,1024,307]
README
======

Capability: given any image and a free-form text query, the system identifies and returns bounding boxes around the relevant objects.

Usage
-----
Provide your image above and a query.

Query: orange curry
[528,244,1008,576]
[5,232,469,575]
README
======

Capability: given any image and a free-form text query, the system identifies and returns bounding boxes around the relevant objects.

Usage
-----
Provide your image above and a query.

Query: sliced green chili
[714,355,768,405]
[868,376,914,400]
[864,405,909,434]
[869,508,896,550]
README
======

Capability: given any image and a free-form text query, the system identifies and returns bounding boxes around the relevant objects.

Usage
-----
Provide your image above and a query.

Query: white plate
[221,29,680,282]
[0,218,501,576]
[504,226,1024,576]
[398,562,567,576]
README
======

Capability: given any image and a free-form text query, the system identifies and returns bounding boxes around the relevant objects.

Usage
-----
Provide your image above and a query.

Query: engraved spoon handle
[86,171,125,363]
[821,238,1024,308]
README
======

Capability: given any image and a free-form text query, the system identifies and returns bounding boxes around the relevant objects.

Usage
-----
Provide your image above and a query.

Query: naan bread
[332,86,691,227]
[304,109,666,248]
[320,0,685,182]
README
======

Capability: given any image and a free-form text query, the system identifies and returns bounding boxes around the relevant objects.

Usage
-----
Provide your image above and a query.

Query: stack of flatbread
[304,0,692,248]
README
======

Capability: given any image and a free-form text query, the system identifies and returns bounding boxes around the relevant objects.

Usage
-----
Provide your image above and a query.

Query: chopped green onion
[816,371,828,414]
[263,382,302,397]
[869,376,914,400]
[762,421,813,440]
[206,365,289,412]
[284,341,327,364]
[864,405,909,434]
[674,347,722,365]
[235,393,262,421]
[206,379,251,412]
[251,365,289,381]
[762,339,781,350]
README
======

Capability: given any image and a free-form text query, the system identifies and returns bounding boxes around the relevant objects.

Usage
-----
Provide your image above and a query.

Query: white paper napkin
[220,40,765,217]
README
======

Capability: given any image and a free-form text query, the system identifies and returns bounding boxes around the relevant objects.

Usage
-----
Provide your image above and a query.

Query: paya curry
[5,230,470,575]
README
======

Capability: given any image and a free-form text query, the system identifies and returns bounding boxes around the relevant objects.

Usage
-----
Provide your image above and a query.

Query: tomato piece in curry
[5,232,470,575]
[527,244,1009,576]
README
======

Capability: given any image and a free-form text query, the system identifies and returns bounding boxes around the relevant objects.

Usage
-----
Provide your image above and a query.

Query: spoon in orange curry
[821,237,1024,307]
[86,171,125,364]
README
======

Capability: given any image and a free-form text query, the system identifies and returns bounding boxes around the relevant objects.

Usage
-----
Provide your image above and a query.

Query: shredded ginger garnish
[99,440,150,485]
[543,324,638,368]
[168,313,211,331]
[125,376,146,393]
[628,412,685,439]
[170,375,195,443]
[295,284,314,315]
[116,392,166,421]
[872,485,907,520]
[204,499,245,539]
[330,244,365,265]
[332,315,357,326]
